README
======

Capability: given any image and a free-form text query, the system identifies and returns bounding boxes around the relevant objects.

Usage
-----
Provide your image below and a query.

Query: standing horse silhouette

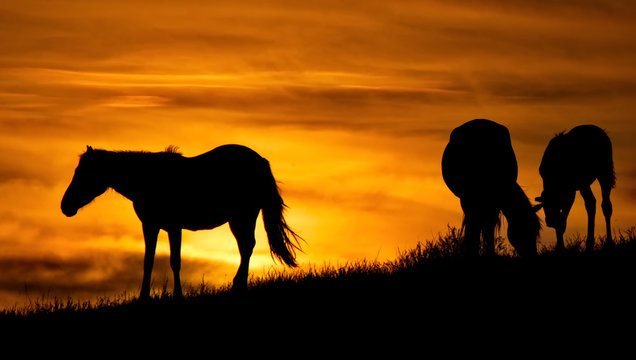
[535,125,615,252]
[442,119,540,256]
[61,144,303,299]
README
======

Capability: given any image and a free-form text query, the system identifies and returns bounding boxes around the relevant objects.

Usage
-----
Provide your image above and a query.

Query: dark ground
[2,233,635,355]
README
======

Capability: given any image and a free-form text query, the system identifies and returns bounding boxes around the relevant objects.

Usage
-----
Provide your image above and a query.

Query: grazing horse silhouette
[442,119,540,256]
[61,144,303,299]
[535,125,615,252]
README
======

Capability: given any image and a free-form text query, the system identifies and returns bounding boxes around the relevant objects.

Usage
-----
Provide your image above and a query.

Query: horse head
[507,223,538,256]
[61,146,109,217]
[534,188,574,231]
[506,207,540,257]
[494,183,541,257]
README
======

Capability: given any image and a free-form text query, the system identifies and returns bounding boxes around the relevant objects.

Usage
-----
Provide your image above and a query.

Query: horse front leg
[554,215,569,253]
[168,228,183,299]
[141,223,159,300]
[580,186,597,252]
[555,191,576,253]
[555,228,565,253]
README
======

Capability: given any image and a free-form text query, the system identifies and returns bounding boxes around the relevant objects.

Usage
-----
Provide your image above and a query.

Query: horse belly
[172,194,232,229]
[180,217,228,231]
[170,188,261,230]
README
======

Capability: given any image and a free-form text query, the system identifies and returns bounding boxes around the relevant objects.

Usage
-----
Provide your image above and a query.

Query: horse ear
[87,145,93,152]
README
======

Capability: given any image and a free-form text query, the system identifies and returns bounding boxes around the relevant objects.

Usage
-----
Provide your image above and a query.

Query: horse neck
[501,183,540,234]
[102,151,149,201]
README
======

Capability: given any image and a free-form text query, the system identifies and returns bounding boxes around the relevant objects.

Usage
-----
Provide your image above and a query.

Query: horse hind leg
[600,179,614,246]
[168,228,183,299]
[229,209,259,292]
[579,186,596,252]
[460,199,481,256]
[482,209,500,256]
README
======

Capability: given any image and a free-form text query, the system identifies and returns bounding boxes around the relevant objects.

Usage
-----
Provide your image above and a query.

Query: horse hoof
[231,284,248,295]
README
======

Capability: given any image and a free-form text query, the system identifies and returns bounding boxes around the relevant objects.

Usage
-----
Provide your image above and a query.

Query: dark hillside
[2,228,635,350]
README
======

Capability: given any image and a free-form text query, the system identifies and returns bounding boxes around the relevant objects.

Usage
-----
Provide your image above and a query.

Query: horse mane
[117,145,182,156]
[82,145,183,158]
[553,130,566,138]
[164,145,181,154]
[547,131,567,147]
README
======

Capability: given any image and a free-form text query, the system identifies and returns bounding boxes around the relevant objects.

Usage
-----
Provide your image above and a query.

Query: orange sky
[2,0,636,308]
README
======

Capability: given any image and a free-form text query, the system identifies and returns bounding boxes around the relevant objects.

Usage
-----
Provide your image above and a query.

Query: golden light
[1,0,635,308]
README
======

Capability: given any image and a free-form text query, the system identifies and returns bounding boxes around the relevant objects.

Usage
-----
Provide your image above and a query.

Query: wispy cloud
[0,251,236,305]
[1,0,636,306]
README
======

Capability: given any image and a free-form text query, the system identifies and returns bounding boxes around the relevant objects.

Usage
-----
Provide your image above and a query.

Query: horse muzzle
[61,203,78,217]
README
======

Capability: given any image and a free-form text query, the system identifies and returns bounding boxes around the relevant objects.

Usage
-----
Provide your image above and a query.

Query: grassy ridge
[2,226,636,344]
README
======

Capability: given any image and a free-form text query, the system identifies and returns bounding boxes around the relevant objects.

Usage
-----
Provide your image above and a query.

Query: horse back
[194,144,263,162]
[442,119,518,200]
[540,125,614,189]
[179,144,269,198]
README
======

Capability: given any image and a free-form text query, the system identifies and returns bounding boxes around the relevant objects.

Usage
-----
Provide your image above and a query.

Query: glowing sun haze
[1,0,636,307]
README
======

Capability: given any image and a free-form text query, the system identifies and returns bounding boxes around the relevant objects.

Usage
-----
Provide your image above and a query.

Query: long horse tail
[260,159,303,267]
